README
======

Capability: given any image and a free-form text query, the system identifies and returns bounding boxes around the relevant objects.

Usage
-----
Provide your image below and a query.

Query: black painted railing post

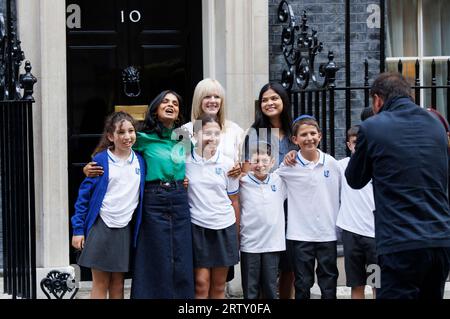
[415,60,420,104]
[364,60,369,108]
[398,59,403,74]
[344,0,351,155]
[300,92,305,115]
[447,59,450,125]
[292,93,299,120]
[431,59,436,108]
[321,90,327,153]
[329,87,335,157]
[6,0,13,99]
[20,61,36,102]
[0,2,37,297]
[380,0,386,73]
[321,51,339,157]
[319,51,339,157]
[314,91,320,125]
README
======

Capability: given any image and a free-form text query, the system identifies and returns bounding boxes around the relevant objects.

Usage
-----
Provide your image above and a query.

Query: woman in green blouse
[84,90,194,298]
[130,90,194,298]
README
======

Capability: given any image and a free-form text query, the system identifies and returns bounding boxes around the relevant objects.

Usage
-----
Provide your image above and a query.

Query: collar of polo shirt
[191,148,221,164]
[247,172,271,185]
[107,148,135,164]
[296,149,325,167]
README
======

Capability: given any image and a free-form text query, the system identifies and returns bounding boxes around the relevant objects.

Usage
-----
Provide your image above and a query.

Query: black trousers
[241,252,281,299]
[377,247,450,299]
[287,240,338,299]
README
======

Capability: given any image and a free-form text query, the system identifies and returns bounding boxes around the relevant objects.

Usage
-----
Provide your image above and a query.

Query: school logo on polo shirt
[324,170,330,178]
[271,185,277,192]
[135,168,140,175]
[215,167,222,175]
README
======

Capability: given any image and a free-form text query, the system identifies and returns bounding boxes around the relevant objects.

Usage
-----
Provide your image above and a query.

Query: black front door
[66,0,203,268]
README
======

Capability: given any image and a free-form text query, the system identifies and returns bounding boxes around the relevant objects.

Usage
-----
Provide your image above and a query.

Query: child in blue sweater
[71,111,146,299]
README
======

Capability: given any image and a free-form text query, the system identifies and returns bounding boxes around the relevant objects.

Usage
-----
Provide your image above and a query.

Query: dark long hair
[92,111,136,157]
[141,90,184,137]
[242,83,293,162]
[252,82,292,137]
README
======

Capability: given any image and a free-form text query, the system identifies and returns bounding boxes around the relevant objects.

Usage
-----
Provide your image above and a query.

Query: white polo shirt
[240,172,287,253]
[100,149,141,228]
[276,149,341,242]
[336,157,375,238]
[185,150,239,229]
[182,120,244,162]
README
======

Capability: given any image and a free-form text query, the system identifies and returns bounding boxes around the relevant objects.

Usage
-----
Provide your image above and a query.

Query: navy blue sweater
[345,96,450,255]
[71,149,146,247]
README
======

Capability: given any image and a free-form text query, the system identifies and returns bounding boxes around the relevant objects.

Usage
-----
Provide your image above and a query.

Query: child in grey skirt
[71,111,146,299]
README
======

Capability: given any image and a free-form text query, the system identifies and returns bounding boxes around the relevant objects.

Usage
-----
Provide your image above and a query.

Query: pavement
[3,278,449,300]
[2,266,450,299]
[70,281,450,300]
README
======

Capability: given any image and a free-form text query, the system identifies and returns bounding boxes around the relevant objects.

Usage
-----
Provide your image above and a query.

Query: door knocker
[122,66,141,98]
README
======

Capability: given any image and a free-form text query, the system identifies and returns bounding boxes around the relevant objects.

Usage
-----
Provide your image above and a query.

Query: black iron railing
[0,0,37,299]
[277,2,450,159]
[0,98,36,299]
[277,2,339,156]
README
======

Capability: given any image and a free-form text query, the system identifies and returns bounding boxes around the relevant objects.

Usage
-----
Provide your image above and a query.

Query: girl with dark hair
[242,82,298,299]
[83,91,194,299]
[71,111,146,299]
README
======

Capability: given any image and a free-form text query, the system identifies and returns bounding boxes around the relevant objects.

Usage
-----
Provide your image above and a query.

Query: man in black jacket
[345,72,450,299]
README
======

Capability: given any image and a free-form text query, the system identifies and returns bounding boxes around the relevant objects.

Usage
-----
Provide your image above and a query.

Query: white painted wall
[202,0,269,130]
[17,0,70,269]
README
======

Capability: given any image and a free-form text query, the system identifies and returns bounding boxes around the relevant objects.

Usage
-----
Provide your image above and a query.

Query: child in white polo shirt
[71,111,146,299]
[337,125,376,299]
[239,141,287,299]
[185,114,240,299]
[277,115,341,299]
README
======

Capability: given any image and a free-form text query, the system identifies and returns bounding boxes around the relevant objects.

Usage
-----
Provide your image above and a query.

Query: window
[386,0,450,117]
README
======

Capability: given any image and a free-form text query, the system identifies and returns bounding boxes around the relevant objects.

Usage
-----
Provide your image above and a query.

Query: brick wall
[269,0,381,159]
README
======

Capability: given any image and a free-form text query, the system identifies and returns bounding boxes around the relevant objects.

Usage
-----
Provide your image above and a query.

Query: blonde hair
[191,78,226,129]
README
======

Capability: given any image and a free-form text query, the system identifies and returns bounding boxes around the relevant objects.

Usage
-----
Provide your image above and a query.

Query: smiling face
[156,93,180,127]
[195,121,221,158]
[201,91,222,116]
[292,123,322,153]
[261,88,283,119]
[108,119,136,155]
[249,153,275,180]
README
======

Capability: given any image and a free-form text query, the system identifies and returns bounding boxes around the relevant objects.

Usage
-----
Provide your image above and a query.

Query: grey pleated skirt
[192,223,239,268]
[78,217,131,272]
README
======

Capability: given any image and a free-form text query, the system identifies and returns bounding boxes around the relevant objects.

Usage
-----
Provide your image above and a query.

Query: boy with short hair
[277,115,341,299]
[336,125,376,299]
[239,142,287,299]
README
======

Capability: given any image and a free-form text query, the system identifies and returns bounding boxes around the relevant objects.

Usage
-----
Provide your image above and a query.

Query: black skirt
[192,223,239,268]
[78,217,131,272]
